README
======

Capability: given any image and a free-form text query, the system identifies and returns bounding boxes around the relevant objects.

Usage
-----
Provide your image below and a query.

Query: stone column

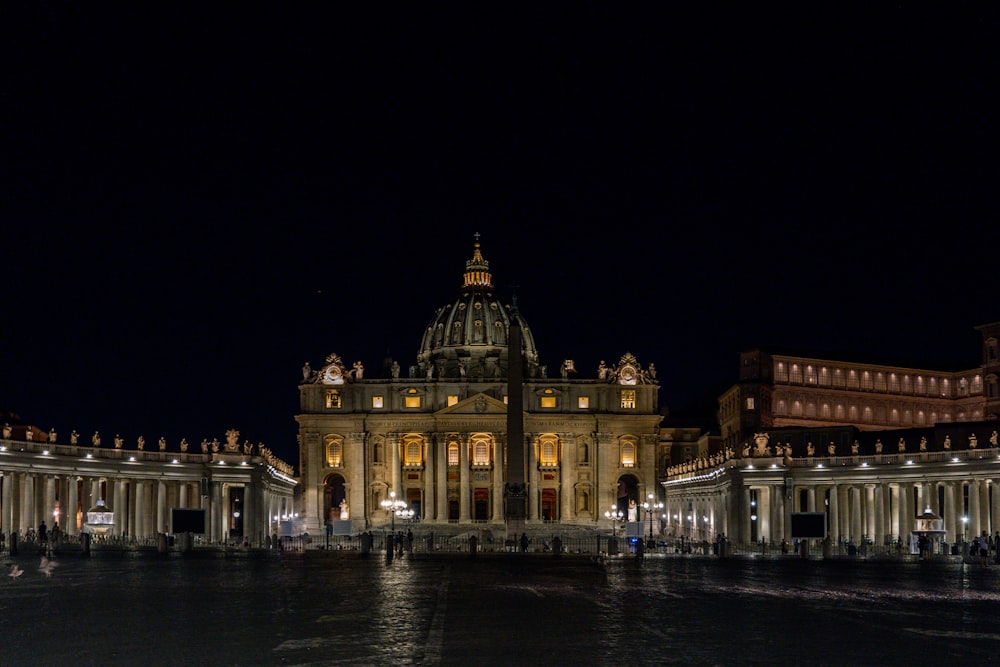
[864,485,876,543]
[888,485,899,539]
[157,480,167,534]
[902,483,913,540]
[742,486,752,545]
[992,479,1000,538]
[423,433,435,522]
[969,480,981,538]
[828,484,839,543]
[244,483,254,543]
[43,475,55,531]
[850,485,862,545]
[134,480,145,539]
[979,481,991,537]
[388,433,400,496]
[944,481,957,543]
[874,481,885,545]
[115,479,127,536]
[772,484,785,543]
[437,434,449,522]
[179,482,188,509]
[67,476,79,536]
[211,481,222,542]
[1,473,12,535]
[21,473,34,534]
[560,434,575,523]
[920,482,933,515]
[806,485,816,512]
[348,432,366,525]
[459,434,470,522]
[528,434,540,522]
[758,486,770,542]
[492,435,504,522]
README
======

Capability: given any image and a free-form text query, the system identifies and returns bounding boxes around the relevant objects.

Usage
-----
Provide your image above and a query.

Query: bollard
[81,531,90,556]
[158,532,168,554]
[469,535,478,558]
[552,536,562,558]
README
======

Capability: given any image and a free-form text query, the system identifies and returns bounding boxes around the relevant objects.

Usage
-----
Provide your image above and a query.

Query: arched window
[448,441,459,466]
[540,438,557,466]
[326,440,343,468]
[473,437,489,465]
[405,440,422,466]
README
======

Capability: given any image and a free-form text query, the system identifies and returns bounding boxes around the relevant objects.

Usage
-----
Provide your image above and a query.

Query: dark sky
[2,6,997,467]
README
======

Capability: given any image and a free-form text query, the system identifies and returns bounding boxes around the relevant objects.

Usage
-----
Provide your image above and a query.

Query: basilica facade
[296,242,664,536]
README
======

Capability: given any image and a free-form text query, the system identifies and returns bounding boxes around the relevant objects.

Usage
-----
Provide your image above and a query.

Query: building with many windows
[665,323,1000,552]
[296,242,668,536]
[718,322,1000,455]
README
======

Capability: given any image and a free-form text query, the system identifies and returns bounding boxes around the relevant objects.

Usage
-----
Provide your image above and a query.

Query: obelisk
[504,298,527,538]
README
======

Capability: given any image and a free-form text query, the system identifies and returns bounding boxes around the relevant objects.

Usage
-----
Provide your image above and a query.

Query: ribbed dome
[417,242,540,380]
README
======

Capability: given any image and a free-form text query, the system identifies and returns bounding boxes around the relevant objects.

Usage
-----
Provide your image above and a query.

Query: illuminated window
[372,396,384,409]
[540,396,556,408]
[745,397,755,410]
[473,438,489,465]
[325,390,341,409]
[447,395,459,407]
[621,441,635,467]
[405,391,421,409]
[405,440,422,465]
[540,438,557,466]
[448,441,459,466]
[503,395,508,404]
[578,396,589,409]
[620,390,636,409]
[326,440,343,467]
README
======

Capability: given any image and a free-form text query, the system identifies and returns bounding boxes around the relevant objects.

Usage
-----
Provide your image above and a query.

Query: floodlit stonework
[296,242,665,536]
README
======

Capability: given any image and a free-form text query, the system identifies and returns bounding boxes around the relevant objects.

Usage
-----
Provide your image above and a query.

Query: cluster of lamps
[381,491,413,532]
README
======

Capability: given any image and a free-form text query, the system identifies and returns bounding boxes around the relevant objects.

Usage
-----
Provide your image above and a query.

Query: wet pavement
[1,550,998,666]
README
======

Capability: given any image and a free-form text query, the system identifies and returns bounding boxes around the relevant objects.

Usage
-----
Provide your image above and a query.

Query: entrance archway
[617,474,640,520]
[323,474,347,524]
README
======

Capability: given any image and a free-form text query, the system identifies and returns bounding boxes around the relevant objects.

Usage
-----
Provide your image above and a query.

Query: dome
[416,242,540,380]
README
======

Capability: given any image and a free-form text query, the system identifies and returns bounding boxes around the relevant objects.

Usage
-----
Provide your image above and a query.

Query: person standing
[38,521,47,545]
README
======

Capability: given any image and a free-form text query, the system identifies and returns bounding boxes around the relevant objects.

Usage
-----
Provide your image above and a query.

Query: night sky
[2,6,997,468]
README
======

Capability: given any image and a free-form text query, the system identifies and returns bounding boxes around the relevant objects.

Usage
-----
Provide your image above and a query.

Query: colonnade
[664,470,1000,547]
[0,446,297,544]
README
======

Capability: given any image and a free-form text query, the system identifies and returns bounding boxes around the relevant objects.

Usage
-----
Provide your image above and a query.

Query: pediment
[435,392,509,416]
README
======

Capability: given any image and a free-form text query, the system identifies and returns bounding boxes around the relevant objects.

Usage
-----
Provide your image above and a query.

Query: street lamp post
[380,490,409,533]
[642,493,663,544]
[605,504,624,538]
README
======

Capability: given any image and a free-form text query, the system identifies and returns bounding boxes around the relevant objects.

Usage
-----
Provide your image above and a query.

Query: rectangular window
[325,390,342,409]
[745,397,755,410]
[540,396,556,408]
[447,395,459,407]
[405,396,421,408]
[372,396,384,409]
[620,390,636,409]
[578,396,589,409]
